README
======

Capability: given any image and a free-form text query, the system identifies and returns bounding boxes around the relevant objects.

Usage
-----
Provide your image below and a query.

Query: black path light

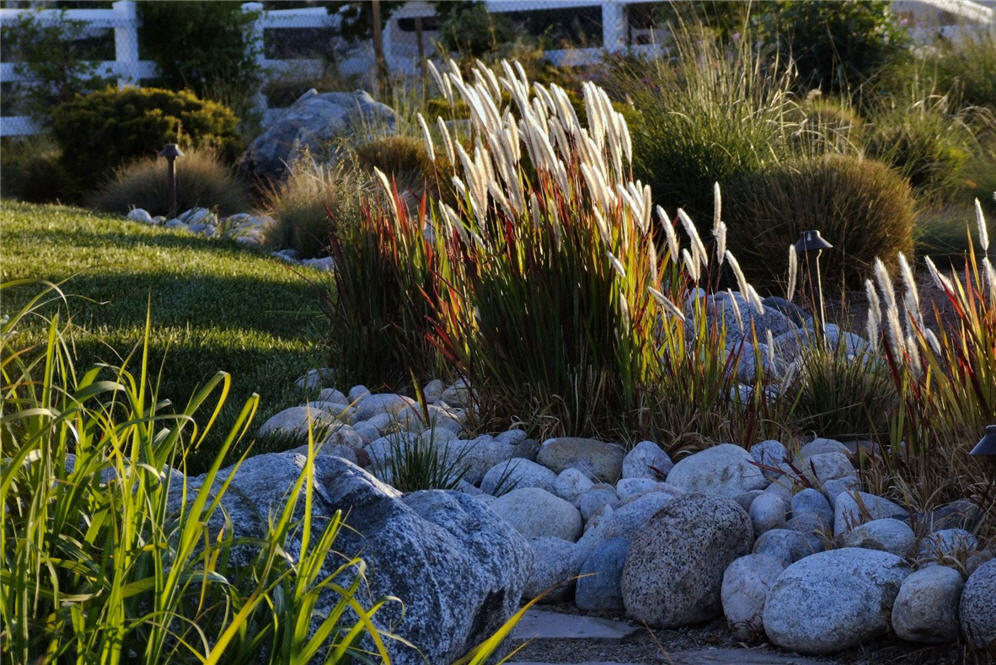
[795,230,833,338]
[159,143,184,219]
[970,425,996,481]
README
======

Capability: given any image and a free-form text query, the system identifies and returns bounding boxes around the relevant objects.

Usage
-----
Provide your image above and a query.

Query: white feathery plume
[714,221,727,266]
[534,82,557,116]
[975,198,989,254]
[924,328,942,357]
[787,244,798,302]
[649,287,686,321]
[906,333,922,374]
[924,256,954,293]
[766,329,776,372]
[864,279,881,352]
[487,180,513,217]
[619,296,631,332]
[417,113,435,163]
[436,116,456,165]
[874,259,906,360]
[427,59,452,104]
[874,258,898,313]
[712,183,726,264]
[648,235,659,285]
[984,257,996,297]
[641,183,653,237]
[657,206,679,259]
[897,252,923,333]
[678,208,708,268]
[725,251,753,307]
[551,84,582,137]
[373,168,398,220]
[592,206,612,246]
[746,284,765,315]
[726,288,744,331]
[682,248,701,282]
[607,251,627,280]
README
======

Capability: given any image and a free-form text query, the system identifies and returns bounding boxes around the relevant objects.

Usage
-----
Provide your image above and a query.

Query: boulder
[489,487,582,541]
[616,478,683,502]
[749,439,787,478]
[749,491,787,535]
[257,405,339,441]
[175,453,531,665]
[552,467,594,506]
[578,484,620,521]
[891,565,964,643]
[523,537,581,603]
[763,548,909,654]
[537,437,626,482]
[621,440,673,479]
[621,495,753,627]
[802,452,857,486]
[575,538,629,612]
[791,488,834,530]
[238,90,396,183]
[577,490,675,551]
[480,458,556,495]
[918,528,978,561]
[834,490,907,537]
[721,554,786,642]
[443,436,517,485]
[799,437,851,459]
[960,558,996,649]
[821,476,860,507]
[665,443,767,498]
[841,518,915,557]
[915,499,982,533]
[753,528,816,565]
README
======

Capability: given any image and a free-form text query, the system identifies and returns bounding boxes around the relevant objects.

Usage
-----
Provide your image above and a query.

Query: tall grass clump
[0,280,394,664]
[610,20,807,221]
[345,58,780,445]
[263,155,369,258]
[722,154,915,290]
[91,146,251,217]
[924,26,996,112]
[866,207,996,512]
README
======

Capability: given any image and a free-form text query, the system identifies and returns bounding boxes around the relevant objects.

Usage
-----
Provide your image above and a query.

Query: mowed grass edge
[0,201,326,471]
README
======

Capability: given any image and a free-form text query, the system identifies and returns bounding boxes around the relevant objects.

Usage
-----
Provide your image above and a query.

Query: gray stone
[440,379,473,407]
[318,387,348,404]
[257,405,338,441]
[578,485,620,522]
[721,554,786,642]
[960,558,996,649]
[351,392,419,423]
[126,207,154,224]
[801,452,856,486]
[785,514,831,555]
[175,453,530,665]
[523,537,581,603]
[578,490,675,551]
[321,423,365,450]
[575,538,629,612]
[490,487,583,541]
[443,436,517,485]
[665,443,767,498]
[495,429,528,446]
[512,437,541,461]
[694,292,796,345]
[732,489,764,512]
[615,478,683,501]
[791,488,834,530]
[915,499,982,533]
[763,548,909,654]
[754,528,816,565]
[481,458,556,496]
[510,608,639,641]
[238,90,396,183]
[841,518,915,557]
[422,379,446,404]
[799,437,851,459]
[537,437,626,483]
[621,495,753,627]
[821,476,860,507]
[749,492,787,535]
[749,439,787,478]
[918,528,978,561]
[891,565,964,643]
[348,384,370,402]
[621,440,673,479]
[966,550,994,576]
[553,467,594,506]
[294,368,336,392]
[834,491,908,537]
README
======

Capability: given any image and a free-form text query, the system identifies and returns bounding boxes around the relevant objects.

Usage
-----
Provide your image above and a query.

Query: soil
[504,605,989,665]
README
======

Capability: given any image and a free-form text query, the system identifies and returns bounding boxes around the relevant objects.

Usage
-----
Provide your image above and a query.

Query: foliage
[91,146,251,217]
[375,430,471,492]
[354,134,444,200]
[436,2,526,58]
[262,155,369,259]
[871,209,996,514]
[0,136,72,204]
[138,1,263,121]
[923,26,996,112]
[0,202,322,473]
[650,0,752,42]
[754,0,911,97]
[611,21,806,221]
[0,11,112,124]
[722,154,915,290]
[51,86,242,200]
[0,280,394,664]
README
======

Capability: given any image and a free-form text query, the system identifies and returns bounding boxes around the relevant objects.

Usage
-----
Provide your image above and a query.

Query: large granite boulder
[960,558,996,649]
[763,548,909,654]
[173,452,531,665]
[238,89,396,183]
[621,494,753,627]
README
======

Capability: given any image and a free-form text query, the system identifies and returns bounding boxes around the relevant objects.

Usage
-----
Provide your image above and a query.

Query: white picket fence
[1,0,992,138]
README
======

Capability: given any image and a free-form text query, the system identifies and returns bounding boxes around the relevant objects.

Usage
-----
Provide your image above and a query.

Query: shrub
[612,21,807,221]
[723,154,915,291]
[262,156,368,258]
[923,27,996,112]
[90,146,251,217]
[354,134,441,200]
[754,0,911,97]
[0,136,72,204]
[51,86,241,198]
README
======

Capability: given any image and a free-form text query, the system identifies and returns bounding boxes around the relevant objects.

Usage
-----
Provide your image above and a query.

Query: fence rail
[1,0,993,138]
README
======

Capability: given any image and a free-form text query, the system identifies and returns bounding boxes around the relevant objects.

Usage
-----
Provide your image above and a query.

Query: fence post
[601,1,626,53]
[112,0,139,88]
[241,2,267,122]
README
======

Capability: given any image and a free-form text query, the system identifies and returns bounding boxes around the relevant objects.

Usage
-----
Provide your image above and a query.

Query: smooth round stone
[891,565,964,643]
[749,492,787,535]
[480,458,557,495]
[665,443,767,498]
[575,537,629,612]
[616,477,682,501]
[523,537,582,603]
[753,528,813,565]
[537,437,626,482]
[579,485,620,522]
[791,488,834,530]
[553,467,595,506]
[489,487,582,541]
[749,439,787,470]
[721,554,786,642]
[841,518,915,557]
[918,528,978,561]
[834,491,907,537]
[621,440,673,479]
[799,437,851,459]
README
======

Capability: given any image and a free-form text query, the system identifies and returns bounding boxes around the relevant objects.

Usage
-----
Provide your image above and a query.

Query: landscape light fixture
[794,230,833,338]
[970,425,996,481]
[159,143,184,219]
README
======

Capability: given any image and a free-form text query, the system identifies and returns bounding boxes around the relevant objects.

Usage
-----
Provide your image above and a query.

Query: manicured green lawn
[1,201,327,470]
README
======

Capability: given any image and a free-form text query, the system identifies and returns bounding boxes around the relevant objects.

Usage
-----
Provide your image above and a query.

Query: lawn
[0,201,326,471]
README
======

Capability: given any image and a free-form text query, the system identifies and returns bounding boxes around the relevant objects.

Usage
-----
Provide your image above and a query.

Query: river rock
[489,487,582,541]
[834,490,907,537]
[763,548,909,654]
[918,528,978,561]
[553,467,594,506]
[480,458,556,495]
[721,554,786,642]
[622,440,673,479]
[575,537,629,612]
[891,565,964,643]
[537,437,626,482]
[749,491,787,535]
[523,537,581,603]
[621,495,753,627]
[841,518,915,557]
[665,443,767,498]
[960,558,996,649]
[753,528,815,565]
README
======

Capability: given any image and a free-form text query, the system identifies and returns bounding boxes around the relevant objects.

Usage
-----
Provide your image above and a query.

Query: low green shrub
[354,134,442,200]
[262,156,368,258]
[91,146,251,217]
[0,136,72,203]
[51,86,241,198]
[723,154,915,290]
